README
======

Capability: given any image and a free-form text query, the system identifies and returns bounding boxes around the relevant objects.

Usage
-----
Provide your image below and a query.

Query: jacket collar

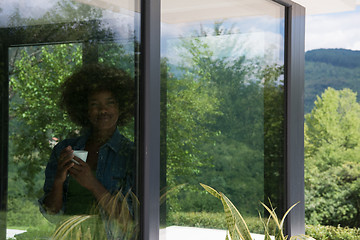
[72,127,126,153]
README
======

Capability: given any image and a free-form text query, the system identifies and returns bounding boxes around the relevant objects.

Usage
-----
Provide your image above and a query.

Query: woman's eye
[89,102,98,107]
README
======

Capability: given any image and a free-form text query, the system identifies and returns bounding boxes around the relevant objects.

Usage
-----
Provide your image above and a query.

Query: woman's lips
[97,114,112,121]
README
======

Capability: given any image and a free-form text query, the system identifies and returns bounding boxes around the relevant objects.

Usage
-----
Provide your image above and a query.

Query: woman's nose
[99,104,108,113]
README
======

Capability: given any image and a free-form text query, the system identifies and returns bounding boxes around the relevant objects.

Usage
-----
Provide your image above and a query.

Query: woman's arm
[43,146,74,214]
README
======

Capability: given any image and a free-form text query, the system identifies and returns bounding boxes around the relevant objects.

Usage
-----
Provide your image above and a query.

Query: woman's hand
[43,146,74,214]
[68,160,109,206]
[55,146,74,183]
[68,160,97,190]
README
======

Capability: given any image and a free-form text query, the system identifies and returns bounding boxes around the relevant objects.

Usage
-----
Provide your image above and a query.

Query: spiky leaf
[220,192,253,240]
[200,183,222,199]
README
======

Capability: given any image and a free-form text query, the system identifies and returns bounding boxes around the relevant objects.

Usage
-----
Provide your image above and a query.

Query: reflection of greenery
[8,16,287,238]
[11,190,139,239]
[263,64,285,216]
[163,29,285,218]
[8,42,136,237]
[9,44,82,197]
[6,197,55,239]
[164,56,221,187]
[9,42,136,194]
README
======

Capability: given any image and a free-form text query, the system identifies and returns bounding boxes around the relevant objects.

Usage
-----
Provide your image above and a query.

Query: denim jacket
[38,128,136,221]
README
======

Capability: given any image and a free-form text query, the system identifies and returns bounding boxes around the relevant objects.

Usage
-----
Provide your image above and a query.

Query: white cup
[72,150,88,165]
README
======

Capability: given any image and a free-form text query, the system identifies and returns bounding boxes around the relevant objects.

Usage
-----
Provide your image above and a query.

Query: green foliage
[200,183,310,240]
[11,190,139,239]
[305,49,360,69]
[50,190,139,240]
[165,29,286,217]
[8,41,136,196]
[262,64,286,215]
[52,215,102,240]
[178,63,285,216]
[7,41,138,239]
[187,141,264,215]
[304,49,360,114]
[305,87,360,171]
[305,225,360,240]
[165,60,221,187]
[162,54,222,211]
[305,162,360,227]
[6,196,55,240]
[9,44,82,197]
[304,87,360,227]
[7,197,53,229]
[98,42,137,77]
[8,18,286,238]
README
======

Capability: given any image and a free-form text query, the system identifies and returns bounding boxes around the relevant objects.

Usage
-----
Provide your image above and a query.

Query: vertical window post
[285,1,306,236]
[140,0,161,239]
[0,37,9,240]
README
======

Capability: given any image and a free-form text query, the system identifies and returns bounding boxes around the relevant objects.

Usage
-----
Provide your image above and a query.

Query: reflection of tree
[263,64,285,217]
[163,23,286,218]
[9,44,82,197]
[161,54,221,211]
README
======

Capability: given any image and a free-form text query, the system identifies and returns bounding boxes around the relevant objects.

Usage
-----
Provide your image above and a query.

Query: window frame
[139,0,306,238]
[0,0,305,239]
[283,1,306,235]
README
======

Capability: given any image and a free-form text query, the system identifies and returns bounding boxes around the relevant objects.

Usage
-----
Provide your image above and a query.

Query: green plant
[305,162,360,227]
[51,190,139,240]
[306,225,360,240]
[200,183,312,240]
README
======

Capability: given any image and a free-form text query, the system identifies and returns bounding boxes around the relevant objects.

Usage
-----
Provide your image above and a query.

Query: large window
[159,0,286,237]
[0,0,305,239]
[1,1,140,239]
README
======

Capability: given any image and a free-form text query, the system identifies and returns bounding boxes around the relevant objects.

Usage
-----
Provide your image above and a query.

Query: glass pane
[3,0,139,239]
[160,0,285,238]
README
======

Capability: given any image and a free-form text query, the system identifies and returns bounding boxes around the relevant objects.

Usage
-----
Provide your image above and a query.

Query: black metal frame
[0,19,140,240]
[273,0,305,235]
[135,0,306,237]
[139,0,161,239]
[285,2,306,236]
[0,0,305,239]
[0,38,9,240]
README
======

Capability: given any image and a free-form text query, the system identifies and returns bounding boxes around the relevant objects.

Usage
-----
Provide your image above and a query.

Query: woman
[38,64,136,238]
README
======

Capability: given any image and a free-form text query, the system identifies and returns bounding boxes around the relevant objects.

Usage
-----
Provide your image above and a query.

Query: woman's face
[87,90,120,132]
